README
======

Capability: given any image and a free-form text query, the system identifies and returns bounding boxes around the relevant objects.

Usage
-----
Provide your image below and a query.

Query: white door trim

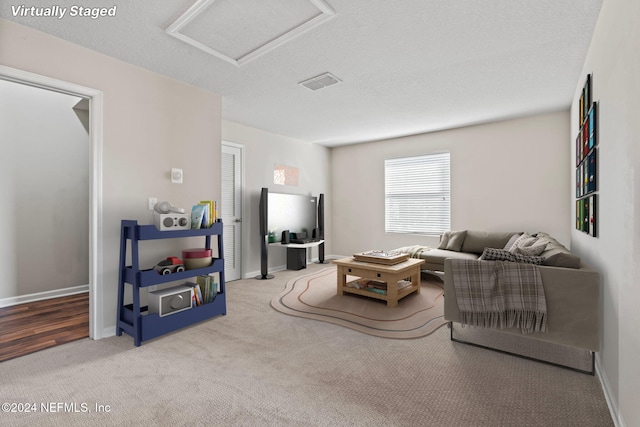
[222,141,245,280]
[0,65,104,339]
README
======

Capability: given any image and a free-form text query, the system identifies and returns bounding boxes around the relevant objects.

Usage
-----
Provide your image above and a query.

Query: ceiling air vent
[299,72,342,91]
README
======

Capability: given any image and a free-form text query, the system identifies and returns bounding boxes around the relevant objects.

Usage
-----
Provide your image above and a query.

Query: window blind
[385,152,450,235]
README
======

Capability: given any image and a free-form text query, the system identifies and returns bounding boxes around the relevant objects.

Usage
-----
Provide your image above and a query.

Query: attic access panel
[166,0,336,66]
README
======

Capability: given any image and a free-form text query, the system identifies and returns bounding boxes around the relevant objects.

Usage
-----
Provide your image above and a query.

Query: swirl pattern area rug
[270,266,447,339]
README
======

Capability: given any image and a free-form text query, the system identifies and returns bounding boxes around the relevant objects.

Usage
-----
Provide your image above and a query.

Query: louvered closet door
[221,143,243,281]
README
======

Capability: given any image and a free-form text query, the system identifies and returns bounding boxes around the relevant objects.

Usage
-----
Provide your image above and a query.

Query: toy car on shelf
[153,256,185,275]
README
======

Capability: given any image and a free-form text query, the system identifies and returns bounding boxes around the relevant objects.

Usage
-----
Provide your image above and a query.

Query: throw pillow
[445,230,467,252]
[503,233,522,250]
[510,252,545,265]
[479,248,545,265]
[513,243,547,257]
[507,233,535,252]
[508,232,547,256]
[438,232,451,249]
[479,247,513,262]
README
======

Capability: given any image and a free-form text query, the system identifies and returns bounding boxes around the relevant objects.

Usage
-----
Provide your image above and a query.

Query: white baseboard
[596,354,624,427]
[0,284,89,308]
[102,325,116,339]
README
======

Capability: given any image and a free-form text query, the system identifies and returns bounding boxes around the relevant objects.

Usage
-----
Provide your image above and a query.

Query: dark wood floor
[0,293,89,363]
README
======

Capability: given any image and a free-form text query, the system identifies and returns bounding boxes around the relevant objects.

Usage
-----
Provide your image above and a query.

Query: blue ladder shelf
[116,220,226,346]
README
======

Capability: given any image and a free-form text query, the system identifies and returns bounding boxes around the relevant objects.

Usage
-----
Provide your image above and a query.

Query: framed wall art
[588,194,597,237]
[273,164,299,186]
[575,73,598,236]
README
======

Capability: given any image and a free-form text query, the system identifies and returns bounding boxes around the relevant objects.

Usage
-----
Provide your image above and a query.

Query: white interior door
[221,142,243,281]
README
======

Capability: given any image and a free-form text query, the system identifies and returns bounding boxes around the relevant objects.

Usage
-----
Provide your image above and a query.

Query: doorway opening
[0,65,104,342]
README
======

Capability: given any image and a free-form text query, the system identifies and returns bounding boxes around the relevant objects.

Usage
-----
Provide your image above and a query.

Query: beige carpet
[271,266,448,338]
[0,263,614,426]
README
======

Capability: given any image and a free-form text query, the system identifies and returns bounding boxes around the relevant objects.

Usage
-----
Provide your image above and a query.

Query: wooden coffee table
[332,257,425,307]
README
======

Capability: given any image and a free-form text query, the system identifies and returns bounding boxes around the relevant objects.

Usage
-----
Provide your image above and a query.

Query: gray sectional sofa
[399,230,600,352]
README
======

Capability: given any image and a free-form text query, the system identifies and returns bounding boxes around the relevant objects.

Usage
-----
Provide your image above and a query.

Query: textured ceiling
[0,0,603,146]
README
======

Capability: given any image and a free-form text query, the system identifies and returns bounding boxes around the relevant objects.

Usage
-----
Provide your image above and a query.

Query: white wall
[0,19,222,335]
[570,0,640,425]
[222,119,331,277]
[331,111,570,257]
[0,80,89,300]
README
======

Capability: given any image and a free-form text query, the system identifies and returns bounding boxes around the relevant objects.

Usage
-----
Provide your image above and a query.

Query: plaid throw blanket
[395,245,432,259]
[450,259,547,334]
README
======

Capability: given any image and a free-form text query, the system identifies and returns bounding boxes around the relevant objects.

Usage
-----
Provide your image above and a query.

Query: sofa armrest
[444,259,600,351]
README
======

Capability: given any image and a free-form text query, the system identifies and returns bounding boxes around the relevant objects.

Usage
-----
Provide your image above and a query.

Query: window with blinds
[384,152,450,235]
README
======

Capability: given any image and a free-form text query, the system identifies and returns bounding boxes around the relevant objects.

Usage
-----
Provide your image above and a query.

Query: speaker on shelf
[148,285,193,317]
[281,230,290,244]
[153,211,190,231]
[317,193,326,263]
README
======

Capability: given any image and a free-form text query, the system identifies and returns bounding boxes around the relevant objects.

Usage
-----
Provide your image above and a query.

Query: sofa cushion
[420,248,479,267]
[445,230,467,252]
[438,232,450,249]
[461,231,520,254]
[541,248,582,269]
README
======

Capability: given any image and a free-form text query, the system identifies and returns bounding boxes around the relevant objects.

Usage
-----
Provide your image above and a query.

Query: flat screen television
[267,192,317,243]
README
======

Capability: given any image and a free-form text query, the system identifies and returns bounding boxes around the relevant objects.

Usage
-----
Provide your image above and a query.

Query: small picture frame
[588,194,597,237]
[582,121,589,157]
[576,200,581,230]
[576,130,582,165]
[588,102,597,149]
[579,74,591,126]
[579,198,590,233]
[587,149,597,194]
[576,168,581,198]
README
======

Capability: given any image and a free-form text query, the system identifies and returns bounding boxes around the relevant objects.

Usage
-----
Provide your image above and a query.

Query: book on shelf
[192,273,219,305]
[199,200,215,227]
[365,280,387,290]
[201,204,210,229]
[356,279,413,295]
[210,272,220,293]
[191,205,205,229]
[195,285,203,306]
[200,200,221,226]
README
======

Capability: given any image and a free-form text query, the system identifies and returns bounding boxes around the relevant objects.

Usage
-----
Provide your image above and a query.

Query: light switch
[171,168,183,184]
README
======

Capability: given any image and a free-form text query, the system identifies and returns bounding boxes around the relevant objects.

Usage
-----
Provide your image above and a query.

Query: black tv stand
[273,240,325,270]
